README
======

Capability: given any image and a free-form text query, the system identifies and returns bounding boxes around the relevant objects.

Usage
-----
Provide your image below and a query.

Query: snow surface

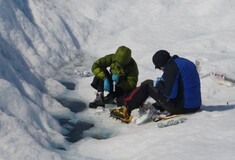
[1,0,235,160]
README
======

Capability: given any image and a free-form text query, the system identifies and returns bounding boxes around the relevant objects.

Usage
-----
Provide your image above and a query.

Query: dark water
[58,118,93,143]
[56,98,86,113]
[55,81,111,144]
[55,81,93,143]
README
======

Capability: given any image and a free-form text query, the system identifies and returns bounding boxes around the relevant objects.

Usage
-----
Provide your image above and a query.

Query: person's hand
[112,74,119,84]
[153,77,163,87]
[104,78,110,92]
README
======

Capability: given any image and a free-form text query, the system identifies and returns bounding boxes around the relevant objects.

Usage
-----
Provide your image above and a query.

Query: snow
[0,0,235,160]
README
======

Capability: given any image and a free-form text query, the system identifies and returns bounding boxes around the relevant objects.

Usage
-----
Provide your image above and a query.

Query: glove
[103,78,110,92]
[153,77,163,87]
[112,74,119,84]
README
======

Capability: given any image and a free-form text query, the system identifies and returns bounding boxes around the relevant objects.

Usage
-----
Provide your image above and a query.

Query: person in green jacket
[89,46,139,108]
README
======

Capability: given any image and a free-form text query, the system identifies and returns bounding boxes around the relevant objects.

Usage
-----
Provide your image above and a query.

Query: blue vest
[163,56,201,109]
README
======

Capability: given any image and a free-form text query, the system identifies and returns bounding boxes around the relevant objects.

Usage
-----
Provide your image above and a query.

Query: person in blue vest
[111,50,201,123]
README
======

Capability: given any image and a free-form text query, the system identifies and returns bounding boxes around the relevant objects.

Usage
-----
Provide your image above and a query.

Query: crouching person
[89,46,139,109]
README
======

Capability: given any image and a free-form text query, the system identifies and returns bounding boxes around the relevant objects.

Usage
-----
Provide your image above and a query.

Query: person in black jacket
[111,50,201,123]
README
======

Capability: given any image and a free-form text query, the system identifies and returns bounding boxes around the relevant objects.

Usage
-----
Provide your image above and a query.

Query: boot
[110,106,133,123]
[89,92,105,108]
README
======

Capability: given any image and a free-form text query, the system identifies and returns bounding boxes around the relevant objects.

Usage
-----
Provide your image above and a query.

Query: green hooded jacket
[92,46,139,92]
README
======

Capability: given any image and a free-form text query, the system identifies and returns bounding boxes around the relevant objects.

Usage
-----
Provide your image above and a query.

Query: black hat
[152,50,171,69]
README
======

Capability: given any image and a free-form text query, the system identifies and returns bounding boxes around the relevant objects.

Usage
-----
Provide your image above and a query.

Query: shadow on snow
[201,104,235,112]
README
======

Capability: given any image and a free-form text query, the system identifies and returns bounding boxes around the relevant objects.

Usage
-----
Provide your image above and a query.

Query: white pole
[113,81,116,92]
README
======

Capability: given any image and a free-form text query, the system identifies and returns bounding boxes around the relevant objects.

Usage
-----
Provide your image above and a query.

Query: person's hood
[114,46,132,65]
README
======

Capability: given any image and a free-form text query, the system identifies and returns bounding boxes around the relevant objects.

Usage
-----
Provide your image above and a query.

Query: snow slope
[0,0,235,160]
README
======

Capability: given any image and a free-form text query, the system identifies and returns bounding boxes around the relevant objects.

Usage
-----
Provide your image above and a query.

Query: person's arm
[91,54,113,80]
[162,62,179,99]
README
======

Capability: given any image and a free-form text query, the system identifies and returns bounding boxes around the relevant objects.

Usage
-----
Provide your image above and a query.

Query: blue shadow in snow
[60,17,81,50]
[201,104,235,112]
[13,0,35,24]
[59,81,76,90]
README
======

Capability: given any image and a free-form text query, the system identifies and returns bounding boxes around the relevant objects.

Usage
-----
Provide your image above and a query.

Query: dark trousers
[90,68,129,106]
[125,79,199,115]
